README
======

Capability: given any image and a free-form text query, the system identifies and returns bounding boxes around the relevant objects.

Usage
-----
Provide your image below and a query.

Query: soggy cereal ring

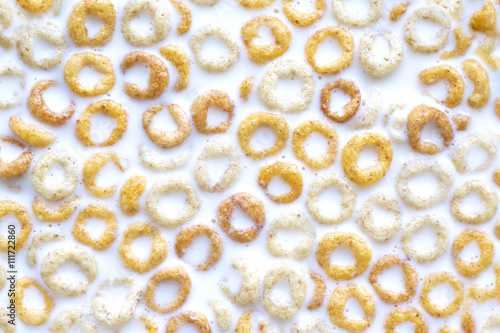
[283,0,325,26]
[359,32,403,77]
[175,224,223,271]
[121,0,169,47]
[166,311,211,333]
[316,231,372,280]
[221,256,259,305]
[418,65,465,108]
[50,308,98,333]
[17,0,54,14]
[9,115,56,148]
[259,59,314,113]
[384,307,428,332]
[32,196,79,222]
[170,0,191,35]
[420,272,463,317]
[469,1,496,36]
[31,149,78,201]
[453,229,494,278]
[332,0,382,27]
[83,152,127,198]
[291,318,333,333]
[389,2,409,21]
[191,90,234,134]
[0,1,12,49]
[307,270,327,311]
[452,133,496,173]
[450,179,498,225]
[145,266,191,313]
[240,77,253,101]
[64,53,115,97]
[209,300,231,331]
[0,200,31,252]
[143,104,191,148]
[241,16,291,64]
[357,192,401,242]
[292,120,338,169]
[68,0,116,47]
[402,214,448,263]
[468,262,500,302]
[463,59,490,109]
[305,27,354,74]
[0,65,23,109]
[139,145,191,171]
[0,136,33,180]
[120,175,146,216]
[160,45,190,91]
[190,25,239,72]
[27,228,63,267]
[404,7,450,53]
[440,27,472,59]
[15,277,54,326]
[320,79,361,123]
[476,37,500,70]
[238,112,289,159]
[28,80,75,126]
[258,161,303,203]
[41,246,98,296]
[72,204,117,251]
[0,309,12,333]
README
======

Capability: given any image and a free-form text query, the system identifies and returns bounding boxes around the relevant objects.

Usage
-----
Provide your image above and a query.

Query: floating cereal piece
[145,266,191,313]
[404,7,450,53]
[332,0,382,27]
[452,229,494,278]
[64,52,115,97]
[359,32,403,77]
[240,77,253,101]
[143,104,191,148]
[450,179,498,224]
[283,0,325,26]
[209,300,231,331]
[160,45,190,91]
[469,1,496,36]
[420,272,463,317]
[68,0,116,47]
[72,204,117,251]
[292,120,337,169]
[166,311,211,333]
[452,133,496,173]
[357,192,401,242]
[0,136,33,180]
[15,277,54,326]
[440,27,473,59]
[27,228,63,266]
[139,145,191,171]
[17,0,54,13]
[191,90,234,134]
[119,175,146,216]
[0,200,31,252]
[32,196,79,222]
[9,115,56,148]
[402,214,448,263]
[28,80,75,126]
[190,25,239,72]
[83,152,127,198]
[50,308,98,333]
[0,65,23,109]
[170,0,191,35]
[221,256,259,306]
[389,2,409,21]
[451,114,469,131]
[175,224,222,271]
[305,27,353,74]
[384,307,428,332]
[121,0,170,47]
[418,65,464,108]
[320,79,360,123]
[258,161,303,203]
[463,58,490,109]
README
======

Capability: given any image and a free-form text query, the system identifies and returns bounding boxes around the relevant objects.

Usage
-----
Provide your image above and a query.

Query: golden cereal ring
[258,161,303,204]
[402,214,448,263]
[27,228,63,267]
[305,27,354,75]
[357,192,401,242]
[404,7,450,53]
[332,0,382,27]
[75,99,128,147]
[418,65,465,108]
[476,37,500,70]
[15,277,54,326]
[119,175,146,216]
[141,316,159,333]
[9,115,56,148]
[0,65,23,109]
[68,0,116,47]
[341,132,393,186]
[440,27,473,59]
[63,52,115,97]
[145,266,191,313]
[291,319,333,333]
[453,229,494,278]
[221,256,259,306]
[209,300,231,331]
[316,231,372,280]
[28,80,75,126]
[0,1,12,49]
[292,120,338,169]
[17,0,53,13]
[384,307,427,333]
[83,152,127,198]
[50,308,98,333]
[41,246,98,296]
[160,45,190,92]
[451,114,470,131]
[328,284,376,332]
[320,79,361,122]
[469,263,500,302]
[420,272,463,317]
[190,25,239,72]
[450,179,498,224]
[452,133,496,173]
[390,2,409,21]
[241,16,291,65]
[119,221,167,274]
[175,224,223,271]
[32,149,78,201]
[283,0,325,26]
[238,0,275,8]
[308,270,326,311]
[139,145,191,171]
[32,196,79,222]
[0,200,31,252]
[143,104,190,148]
[191,90,234,134]
[170,0,191,35]
[121,0,170,47]
[240,77,253,101]
[461,299,475,333]
[121,51,169,100]
[0,136,33,180]
[469,1,496,36]
[166,311,211,333]
[236,310,252,332]
[463,58,490,109]
[238,112,289,159]
[259,59,314,113]
[359,32,404,77]
[72,204,117,251]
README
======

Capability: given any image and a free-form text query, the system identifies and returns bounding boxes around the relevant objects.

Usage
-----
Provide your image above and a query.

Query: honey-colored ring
[83,152,127,198]
[159,45,190,92]
[143,104,191,148]
[32,196,80,222]
[463,58,490,109]
[283,0,325,26]
[292,120,338,170]
[452,229,494,278]
[258,161,303,203]
[72,204,117,251]
[191,90,234,135]
[17,0,54,13]
[420,272,464,317]
[64,52,115,97]
[320,79,361,123]
[418,65,465,108]
[145,266,191,314]
[67,0,116,47]
[0,200,31,252]
[175,224,223,271]
[170,0,191,35]
[15,277,54,326]
[28,80,75,126]
[0,136,33,180]
[384,307,428,333]
[119,175,147,216]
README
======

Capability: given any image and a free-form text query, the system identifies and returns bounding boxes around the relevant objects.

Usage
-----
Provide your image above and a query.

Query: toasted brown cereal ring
[291,318,333,333]
[170,0,191,35]
[320,79,360,122]
[32,196,79,222]
[241,16,291,65]
[64,53,115,97]
[41,246,97,296]
[452,133,496,173]
[141,316,159,333]
[451,114,470,131]
[384,307,427,333]
[258,161,303,204]
[308,269,326,311]
[17,0,54,13]
[72,204,117,251]
[440,27,473,59]
[470,1,496,36]
[139,145,191,171]
[306,173,355,225]
[9,115,56,148]
[27,228,63,267]
[476,37,500,70]
[262,261,307,319]
[0,136,33,180]
[15,277,54,326]
[159,45,190,92]
[418,65,465,108]
[357,192,401,242]
[402,214,448,263]
[332,0,382,27]
[209,300,231,331]
[28,80,75,126]
[469,263,500,302]
[121,0,169,47]
[283,0,325,26]
[259,59,314,113]
[238,112,289,159]
[292,120,338,169]
[191,90,234,134]
[236,310,252,332]
[76,99,128,147]
[83,152,127,198]
[143,104,190,148]
[120,175,146,216]
[144,266,191,313]
[175,224,222,271]
[359,32,404,77]
[240,77,253,101]
[50,308,98,333]
[221,256,259,305]
[316,231,372,280]
[463,59,490,109]
[404,7,450,53]
[190,25,239,72]
[238,0,275,9]
[68,0,116,47]
[390,2,409,21]
[420,272,463,317]
[166,311,211,333]
[450,179,498,224]
[453,229,494,278]
[0,1,12,49]
[119,221,167,274]
[0,200,31,252]
[0,65,23,109]
[327,284,376,332]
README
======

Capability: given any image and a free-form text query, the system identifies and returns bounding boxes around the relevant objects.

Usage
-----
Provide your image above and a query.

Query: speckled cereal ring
[68,0,116,47]
[145,266,191,313]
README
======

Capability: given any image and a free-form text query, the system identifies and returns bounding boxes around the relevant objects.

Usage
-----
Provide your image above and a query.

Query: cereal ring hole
[304,130,331,159]
[287,0,317,12]
[356,145,380,169]
[426,283,456,309]
[83,216,108,240]
[371,204,400,230]
[250,125,278,151]
[204,155,232,184]
[44,163,67,187]
[266,175,293,198]
[226,206,259,230]
[50,260,88,286]
[464,144,492,171]
[370,35,392,59]
[408,224,439,254]
[157,191,188,219]
[269,279,294,303]
[84,14,106,39]
[127,9,155,34]
[406,171,440,198]
[275,229,308,252]
[457,191,486,216]
[77,64,106,90]
[251,24,276,45]
[33,36,59,63]
[123,62,151,90]
[0,215,19,238]
[180,233,212,268]
[87,111,119,145]
[420,119,446,147]
[375,265,407,295]
[22,285,49,311]
[315,186,346,218]
[276,74,309,101]
[457,240,480,262]
[150,108,180,132]
[129,235,153,261]
[344,297,367,321]
[152,279,183,306]
[99,283,134,310]
[0,139,24,163]
[415,19,447,44]
[39,83,72,115]
[313,37,344,67]
[329,244,356,267]
[197,36,231,59]
[205,105,231,128]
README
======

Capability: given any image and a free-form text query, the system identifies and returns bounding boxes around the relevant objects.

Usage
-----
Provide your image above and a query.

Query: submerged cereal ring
[283,0,325,26]
[420,272,463,317]
[143,104,191,148]
[166,311,211,333]
[170,0,191,35]
[468,263,500,302]
[452,133,496,173]
[68,0,116,47]
[145,266,190,313]
[418,65,464,108]
[0,136,33,180]
[0,200,31,252]
[28,80,75,126]
[453,229,494,278]
[357,192,401,242]
[220,256,259,305]
[32,196,80,222]
[121,0,169,47]
[450,179,498,224]
[463,59,490,109]
[293,120,337,170]
[0,65,23,110]
[175,224,223,271]
[440,27,472,59]
[83,152,127,198]
[191,90,234,134]
[308,270,327,311]
[27,229,63,267]
[190,25,239,72]
[332,0,382,27]
[119,175,146,216]
[72,204,117,251]
[9,115,56,148]
[320,79,361,123]
[402,214,449,263]
[384,307,427,332]
[64,53,115,97]
[404,7,450,53]
[258,161,303,203]
[209,300,231,331]
[359,32,403,77]
[15,277,54,326]
[17,0,54,13]
[160,45,190,91]
[139,145,191,172]
[50,308,98,333]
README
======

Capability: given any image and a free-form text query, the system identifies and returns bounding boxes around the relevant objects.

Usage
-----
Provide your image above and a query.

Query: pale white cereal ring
[359,32,403,77]
[209,300,231,331]
[451,133,496,173]
[121,0,170,47]
[384,99,409,143]
[190,25,239,72]
[221,256,259,306]
[483,312,500,333]
[139,145,191,171]
[0,309,13,333]
[350,89,382,130]
[332,0,382,27]
[404,7,450,53]
[50,308,98,333]
[27,228,63,267]
[0,64,23,110]
[450,179,498,225]
[426,0,463,18]
[357,192,401,242]
[0,0,12,49]
[291,318,333,333]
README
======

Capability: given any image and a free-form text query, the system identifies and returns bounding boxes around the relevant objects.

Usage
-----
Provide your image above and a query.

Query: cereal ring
[238,0,275,9]
[121,0,169,47]
[292,120,338,169]
[238,112,289,159]
[120,175,146,216]
[170,0,191,35]
[453,229,495,278]
[32,196,79,222]
[209,300,231,331]
[402,214,448,263]
[221,256,259,305]
[68,0,116,47]
[283,0,325,26]
[141,316,159,333]
[357,192,401,242]
[463,59,490,109]
[64,53,115,97]
[190,25,239,72]
[191,90,234,134]
[119,221,167,273]
[28,80,75,126]
[72,204,118,251]
[0,65,23,109]
[31,150,78,201]
[476,37,500,70]
[316,232,372,280]
[469,262,500,302]
[259,59,314,113]
[15,277,54,326]
[258,161,303,203]
[83,152,127,198]
[440,27,473,59]
[0,309,12,333]
[166,311,211,333]
[0,136,33,180]
[143,104,191,148]
[241,16,291,64]
[404,7,450,53]
[27,228,63,267]
[332,0,382,27]
[451,114,470,131]
[341,132,393,186]
[159,45,190,92]
[0,1,12,49]
[17,0,53,13]
[427,0,463,18]
[452,133,496,173]
[0,263,5,289]
[121,51,169,100]
[320,79,360,123]
[305,27,354,74]
[390,2,409,21]
[145,266,191,313]
[75,100,128,147]
[359,32,403,77]
[41,246,97,296]
[0,200,31,252]
[420,272,463,317]
[469,1,496,36]
[50,308,98,333]
[175,224,222,271]
[308,270,326,310]
[240,77,253,101]
[291,319,333,333]
[9,115,56,148]
[418,65,465,108]
[450,179,498,224]
[139,145,191,171]
[236,310,252,332]
[384,307,427,333]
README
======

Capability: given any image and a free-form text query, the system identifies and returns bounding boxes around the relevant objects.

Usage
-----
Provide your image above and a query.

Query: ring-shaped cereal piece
[384,307,428,333]
[119,175,146,216]
[190,25,240,72]
[72,204,117,251]
[320,79,361,123]
[316,231,372,280]
[27,228,63,267]
[0,1,12,49]
[139,145,191,171]
[450,179,498,225]
[0,200,31,252]
[15,277,54,326]
[420,272,463,317]
[17,0,54,14]
[170,0,191,35]
[357,192,401,242]
[359,32,404,77]
[402,214,449,263]
[440,27,472,60]
[166,311,211,333]
[259,59,314,113]
[468,263,500,302]
[238,0,275,8]
[291,318,333,333]
[305,27,354,74]
[404,7,450,53]
[369,254,418,303]
[258,161,303,203]
[64,53,115,97]
[463,59,490,109]
[453,229,495,278]
[341,132,393,186]
[28,80,75,126]
[160,45,190,92]
[119,221,167,274]
[175,224,223,271]
[308,269,327,311]
[50,308,98,333]
[144,266,191,313]
[32,196,79,222]
[143,104,191,148]
[283,0,325,26]
[452,133,496,173]
[292,120,338,169]
[121,0,170,47]
[332,0,382,27]
[0,136,33,180]
[41,246,98,296]
[418,65,465,108]
[83,152,127,198]
[31,149,78,201]
[75,99,128,147]
[209,300,231,331]
[9,115,56,148]
[0,65,23,110]
[220,256,259,305]
[191,90,234,134]
[238,112,289,159]
[68,0,116,47]
[241,16,291,65]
